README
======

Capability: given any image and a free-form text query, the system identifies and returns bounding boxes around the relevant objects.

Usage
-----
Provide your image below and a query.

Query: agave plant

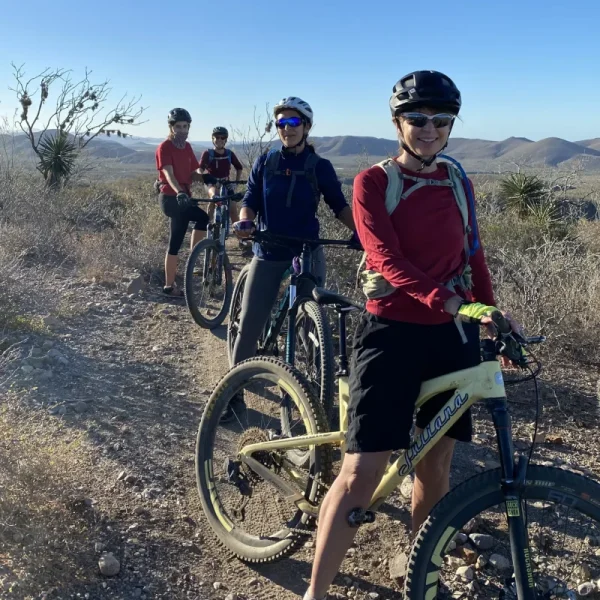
[37,131,78,188]
[499,173,547,217]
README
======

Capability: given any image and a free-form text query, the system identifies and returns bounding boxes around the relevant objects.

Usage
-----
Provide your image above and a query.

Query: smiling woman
[301,71,522,600]
[223,95,357,423]
[155,108,212,297]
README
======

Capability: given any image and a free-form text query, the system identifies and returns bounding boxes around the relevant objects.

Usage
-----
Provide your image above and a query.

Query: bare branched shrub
[230,104,277,169]
[10,63,146,186]
[479,211,600,358]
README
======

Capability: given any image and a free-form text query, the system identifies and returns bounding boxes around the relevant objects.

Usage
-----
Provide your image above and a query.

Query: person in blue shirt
[224,96,355,421]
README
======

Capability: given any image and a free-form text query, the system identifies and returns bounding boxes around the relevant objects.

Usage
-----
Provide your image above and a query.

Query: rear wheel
[405,466,600,599]
[185,238,232,329]
[195,357,332,562]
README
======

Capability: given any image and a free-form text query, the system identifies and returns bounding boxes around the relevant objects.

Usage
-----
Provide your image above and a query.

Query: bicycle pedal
[347,508,376,528]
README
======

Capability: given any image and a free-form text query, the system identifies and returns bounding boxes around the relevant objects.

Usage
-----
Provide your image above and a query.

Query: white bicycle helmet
[273,96,314,125]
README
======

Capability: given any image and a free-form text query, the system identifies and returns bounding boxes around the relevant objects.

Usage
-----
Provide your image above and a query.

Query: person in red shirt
[303,72,521,600]
[199,126,244,224]
[156,108,216,296]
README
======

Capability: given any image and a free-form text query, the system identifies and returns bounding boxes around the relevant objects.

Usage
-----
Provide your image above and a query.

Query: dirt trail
[2,247,600,600]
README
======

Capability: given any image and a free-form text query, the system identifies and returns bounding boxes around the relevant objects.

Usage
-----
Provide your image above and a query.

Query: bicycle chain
[232,453,333,538]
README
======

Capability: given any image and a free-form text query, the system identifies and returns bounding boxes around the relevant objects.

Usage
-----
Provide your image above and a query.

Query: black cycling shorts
[160,194,208,256]
[346,312,480,453]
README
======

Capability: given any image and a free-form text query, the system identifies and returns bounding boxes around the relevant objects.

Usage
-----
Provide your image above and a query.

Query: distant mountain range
[2,130,600,172]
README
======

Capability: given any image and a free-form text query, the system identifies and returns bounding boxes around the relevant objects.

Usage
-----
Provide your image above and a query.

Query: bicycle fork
[488,396,537,600]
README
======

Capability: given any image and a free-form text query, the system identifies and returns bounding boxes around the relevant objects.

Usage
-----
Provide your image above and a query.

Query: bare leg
[306,451,391,600]
[190,229,206,249]
[412,430,456,534]
[164,253,178,287]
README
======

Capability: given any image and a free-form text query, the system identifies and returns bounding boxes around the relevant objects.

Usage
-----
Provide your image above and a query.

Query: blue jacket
[241,146,348,261]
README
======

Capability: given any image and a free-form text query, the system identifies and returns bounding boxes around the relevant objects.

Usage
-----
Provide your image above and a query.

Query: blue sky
[0,0,598,143]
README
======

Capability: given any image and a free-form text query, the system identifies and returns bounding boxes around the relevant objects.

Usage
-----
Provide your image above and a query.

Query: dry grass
[0,395,101,598]
[0,157,598,595]
[477,206,600,361]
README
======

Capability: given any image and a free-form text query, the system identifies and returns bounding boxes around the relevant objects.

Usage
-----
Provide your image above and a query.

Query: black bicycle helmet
[168,108,192,124]
[389,71,461,116]
[212,126,228,137]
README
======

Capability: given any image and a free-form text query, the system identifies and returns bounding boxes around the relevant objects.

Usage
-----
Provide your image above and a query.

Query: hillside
[4,130,600,172]
[311,135,398,157]
[577,138,600,151]
[501,137,600,166]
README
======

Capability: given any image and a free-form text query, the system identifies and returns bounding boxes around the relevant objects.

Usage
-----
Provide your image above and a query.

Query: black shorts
[160,194,208,256]
[347,312,480,453]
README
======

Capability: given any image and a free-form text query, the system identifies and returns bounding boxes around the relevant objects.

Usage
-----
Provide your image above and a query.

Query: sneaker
[220,392,246,423]
[163,285,184,297]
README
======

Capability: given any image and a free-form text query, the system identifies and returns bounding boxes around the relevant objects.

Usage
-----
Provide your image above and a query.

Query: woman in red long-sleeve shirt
[303,71,520,600]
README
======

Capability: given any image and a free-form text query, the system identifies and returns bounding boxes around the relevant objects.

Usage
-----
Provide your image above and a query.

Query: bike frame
[235,313,538,599]
[204,181,234,282]
[237,356,507,515]
[260,244,318,365]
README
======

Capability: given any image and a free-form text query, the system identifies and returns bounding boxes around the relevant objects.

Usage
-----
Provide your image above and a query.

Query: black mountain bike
[184,179,246,329]
[227,231,361,429]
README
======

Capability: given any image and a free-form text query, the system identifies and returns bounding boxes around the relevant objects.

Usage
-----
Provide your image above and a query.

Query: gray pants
[231,247,326,367]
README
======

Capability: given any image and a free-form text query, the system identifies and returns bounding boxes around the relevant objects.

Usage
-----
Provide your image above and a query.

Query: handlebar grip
[490,311,511,335]
[456,302,511,334]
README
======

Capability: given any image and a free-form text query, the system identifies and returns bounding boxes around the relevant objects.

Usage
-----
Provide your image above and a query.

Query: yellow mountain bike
[195,289,600,599]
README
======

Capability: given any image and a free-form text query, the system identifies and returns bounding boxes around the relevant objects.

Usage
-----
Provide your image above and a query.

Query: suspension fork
[285,244,312,365]
[487,392,536,599]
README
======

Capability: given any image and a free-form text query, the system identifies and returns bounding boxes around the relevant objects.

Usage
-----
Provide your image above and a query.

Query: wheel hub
[237,427,277,482]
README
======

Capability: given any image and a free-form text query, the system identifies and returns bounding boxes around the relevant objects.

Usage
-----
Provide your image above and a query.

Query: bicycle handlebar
[250,230,362,250]
[454,302,546,368]
[190,192,245,204]
[215,178,248,185]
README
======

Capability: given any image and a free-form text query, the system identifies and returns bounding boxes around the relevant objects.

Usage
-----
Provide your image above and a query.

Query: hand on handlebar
[233,220,255,239]
[176,192,193,210]
[454,301,525,367]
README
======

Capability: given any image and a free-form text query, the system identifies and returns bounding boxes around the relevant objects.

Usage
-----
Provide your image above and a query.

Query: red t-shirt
[199,149,244,179]
[353,160,496,325]
[155,140,200,196]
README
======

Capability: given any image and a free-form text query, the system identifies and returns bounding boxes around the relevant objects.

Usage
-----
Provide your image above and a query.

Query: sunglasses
[213,136,227,140]
[276,117,303,129]
[400,112,455,128]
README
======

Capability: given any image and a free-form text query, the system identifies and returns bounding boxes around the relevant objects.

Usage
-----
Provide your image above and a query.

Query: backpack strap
[207,148,232,167]
[359,157,476,303]
[262,149,279,227]
[445,162,471,271]
[303,151,321,206]
[264,149,321,208]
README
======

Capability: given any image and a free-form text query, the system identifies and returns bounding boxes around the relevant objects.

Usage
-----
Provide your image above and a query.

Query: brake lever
[497,331,528,367]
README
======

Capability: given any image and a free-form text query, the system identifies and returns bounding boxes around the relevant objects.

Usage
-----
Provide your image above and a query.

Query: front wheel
[227,263,251,367]
[185,238,232,329]
[405,465,600,599]
[291,300,335,423]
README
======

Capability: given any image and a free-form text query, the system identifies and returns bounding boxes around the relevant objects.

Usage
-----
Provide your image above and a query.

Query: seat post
[337,309,349,377]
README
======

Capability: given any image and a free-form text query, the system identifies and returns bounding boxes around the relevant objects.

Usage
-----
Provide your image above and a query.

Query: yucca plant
[499,173,547,217]
[499,172,565,235]
[37,131,78,189]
